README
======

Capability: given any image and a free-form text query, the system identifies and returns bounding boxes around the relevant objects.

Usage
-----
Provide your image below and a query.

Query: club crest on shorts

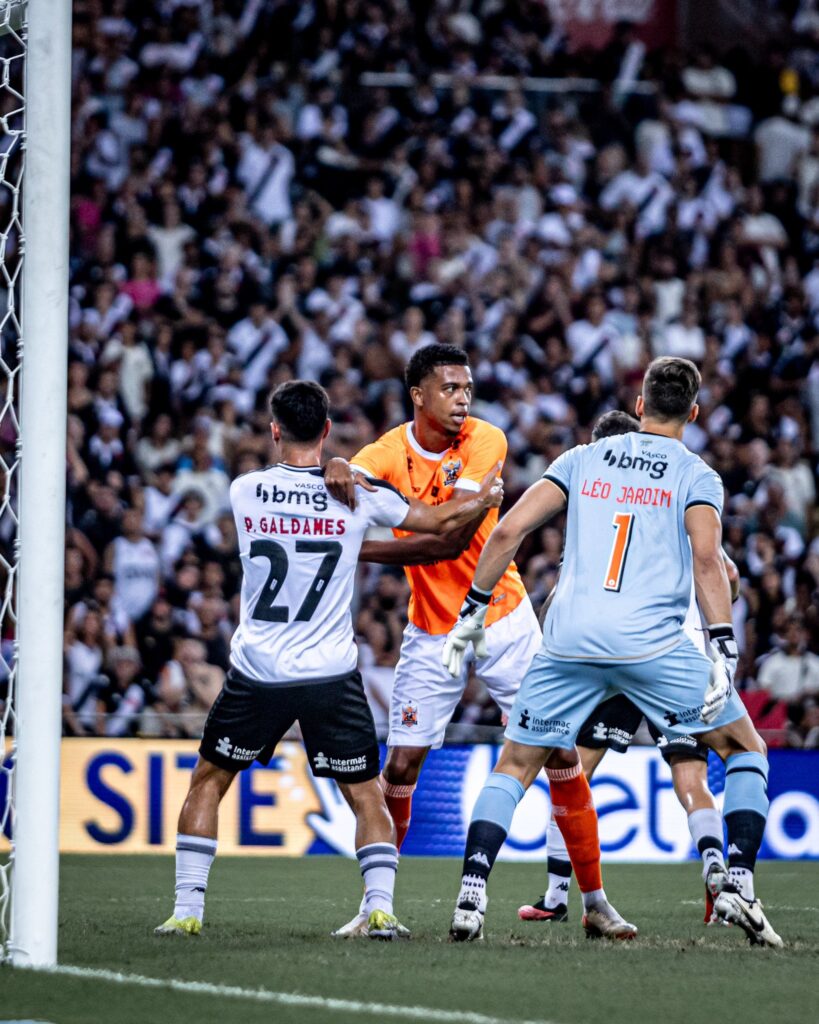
[401,702,418,727]
[442,458,462,487]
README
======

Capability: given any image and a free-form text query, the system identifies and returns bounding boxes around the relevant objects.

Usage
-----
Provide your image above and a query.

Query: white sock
[357,842,398,915]
[729,866,755,901]
[174,834,217,923]
[457,873,487,913]
[687,808,726,882]
[545,816,572,908]
[581,888,607,911]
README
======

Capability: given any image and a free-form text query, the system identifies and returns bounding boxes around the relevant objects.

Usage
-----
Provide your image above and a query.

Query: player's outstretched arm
[398,465,503,535]
[359,515,486,566]
[472,478,566,593]
[441,479,566,677]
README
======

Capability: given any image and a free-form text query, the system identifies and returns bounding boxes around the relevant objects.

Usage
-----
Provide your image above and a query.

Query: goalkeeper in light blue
[444,357,781,947]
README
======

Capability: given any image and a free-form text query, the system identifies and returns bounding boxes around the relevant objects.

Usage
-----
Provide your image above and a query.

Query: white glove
[701,624,738,725]
[442,588,492,678]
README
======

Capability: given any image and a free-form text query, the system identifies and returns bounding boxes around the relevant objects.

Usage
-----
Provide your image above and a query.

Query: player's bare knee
[383,746,427,785]
[189,757,235,800]
[339,778,384,817]
[546,746,579,771]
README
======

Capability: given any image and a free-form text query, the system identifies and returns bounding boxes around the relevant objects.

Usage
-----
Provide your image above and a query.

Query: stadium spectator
[41,0,818,744]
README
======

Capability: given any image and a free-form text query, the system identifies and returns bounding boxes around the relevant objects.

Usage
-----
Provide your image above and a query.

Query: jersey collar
[406,422,454,461]
[279,462,321,472]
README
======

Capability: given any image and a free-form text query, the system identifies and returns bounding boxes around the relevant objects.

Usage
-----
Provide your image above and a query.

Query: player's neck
[277,442,322,468]
[638,418,686,442]
[411,417,459,454]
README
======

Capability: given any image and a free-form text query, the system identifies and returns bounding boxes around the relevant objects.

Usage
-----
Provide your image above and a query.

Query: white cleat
[714,889,783,948]
[331,910,369,939]
[582,901,638,941]
[449,904,485,942]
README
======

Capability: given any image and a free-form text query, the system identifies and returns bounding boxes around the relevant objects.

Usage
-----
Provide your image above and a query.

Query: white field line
[26,964,560,1024]
[680,900,819,913]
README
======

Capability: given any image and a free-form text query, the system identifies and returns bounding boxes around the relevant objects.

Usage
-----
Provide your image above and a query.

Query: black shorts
[200,668,380,783]
[577,694,709,763]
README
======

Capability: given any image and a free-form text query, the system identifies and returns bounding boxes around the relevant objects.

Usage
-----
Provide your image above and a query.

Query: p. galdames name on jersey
[230,463,409,685]
[541,431,723,663]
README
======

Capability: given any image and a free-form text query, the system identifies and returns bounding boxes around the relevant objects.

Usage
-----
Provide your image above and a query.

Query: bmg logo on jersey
[256,481,329,512]
[603,449,668,479]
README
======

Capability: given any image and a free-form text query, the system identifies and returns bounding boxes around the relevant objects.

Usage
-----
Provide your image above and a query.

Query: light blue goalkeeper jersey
[541,431,724,663]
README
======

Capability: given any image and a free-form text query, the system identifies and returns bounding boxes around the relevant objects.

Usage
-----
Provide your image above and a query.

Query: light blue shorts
[504,638,746,750]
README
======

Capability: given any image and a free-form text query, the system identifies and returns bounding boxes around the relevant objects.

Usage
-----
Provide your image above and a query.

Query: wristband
[460,585,493,617]
[708,623,737,660]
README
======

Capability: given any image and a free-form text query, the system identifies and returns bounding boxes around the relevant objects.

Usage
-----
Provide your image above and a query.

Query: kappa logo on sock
[215,736,232,757]
[728,842,743,856]
[557,882,570,892]
[468,852,490,869]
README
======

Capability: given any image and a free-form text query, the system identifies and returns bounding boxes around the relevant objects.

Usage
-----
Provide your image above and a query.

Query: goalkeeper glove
[442,585,493,678]
[701,623,738,725]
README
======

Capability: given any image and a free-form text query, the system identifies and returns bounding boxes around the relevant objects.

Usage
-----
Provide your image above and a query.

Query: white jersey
[112,536,161,622]
[230,463,410,684]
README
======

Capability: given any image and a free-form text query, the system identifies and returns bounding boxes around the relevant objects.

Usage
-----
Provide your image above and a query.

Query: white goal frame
[2,0,72,967]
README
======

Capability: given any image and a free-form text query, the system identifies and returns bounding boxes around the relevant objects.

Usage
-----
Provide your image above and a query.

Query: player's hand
[701,624,738,724]
[442,586,492,677]
[323,457,376,511]
[477,463,504,509]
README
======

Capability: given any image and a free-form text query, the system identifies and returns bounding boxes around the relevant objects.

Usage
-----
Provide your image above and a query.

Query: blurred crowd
[13,0,819,744]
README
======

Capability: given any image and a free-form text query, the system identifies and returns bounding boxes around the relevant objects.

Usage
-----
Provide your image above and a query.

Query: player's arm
[687,506,732,626]
[441,479,566,676]
[360,515,486,566]
[722,548,740,603]
[686,504,737,723]
[397,465,503,535]
[473,479,566,592]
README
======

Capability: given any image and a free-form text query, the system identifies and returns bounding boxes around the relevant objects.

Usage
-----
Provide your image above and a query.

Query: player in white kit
[155,380,503,941]
[445,358,781,947]
[516,411,738,927]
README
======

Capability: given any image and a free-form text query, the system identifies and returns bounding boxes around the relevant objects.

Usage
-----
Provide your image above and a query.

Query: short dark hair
[405,343,469,390]
[592,410,640,441]
[269,380,329,442]
[642,357,701,422]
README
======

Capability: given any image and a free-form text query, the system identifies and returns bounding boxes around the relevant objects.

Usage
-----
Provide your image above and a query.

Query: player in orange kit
[325,344,621,939]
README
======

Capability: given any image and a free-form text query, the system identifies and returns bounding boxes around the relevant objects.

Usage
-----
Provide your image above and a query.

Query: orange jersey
[352,417,527,635]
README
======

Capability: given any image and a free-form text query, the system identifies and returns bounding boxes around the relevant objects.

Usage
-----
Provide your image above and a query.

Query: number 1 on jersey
[604,512,634,592]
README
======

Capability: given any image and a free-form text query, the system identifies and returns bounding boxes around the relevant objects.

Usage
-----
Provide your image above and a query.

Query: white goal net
[0,0,28,964]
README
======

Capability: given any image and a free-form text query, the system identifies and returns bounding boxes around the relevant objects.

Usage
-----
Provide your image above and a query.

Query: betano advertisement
[1,740,817,860]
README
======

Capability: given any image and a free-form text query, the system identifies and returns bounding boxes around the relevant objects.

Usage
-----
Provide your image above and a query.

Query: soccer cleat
[704,864,729,926]
[154,915,201,937]
[449,903,485,942]
[366,909,410,941]
[331,911,369,939]
[517,898,568,922]
[714,888,783,948]
[582,901,638,941]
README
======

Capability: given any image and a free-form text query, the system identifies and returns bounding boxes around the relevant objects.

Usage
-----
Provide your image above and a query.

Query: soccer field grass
[2,856,817,1024]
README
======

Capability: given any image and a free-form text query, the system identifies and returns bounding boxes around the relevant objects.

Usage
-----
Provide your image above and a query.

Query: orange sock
[546,761,603,894]
[381,778,415,850]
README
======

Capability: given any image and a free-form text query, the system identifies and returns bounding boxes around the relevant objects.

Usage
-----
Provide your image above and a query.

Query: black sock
[461,820,507,882]
[725,810,766,871]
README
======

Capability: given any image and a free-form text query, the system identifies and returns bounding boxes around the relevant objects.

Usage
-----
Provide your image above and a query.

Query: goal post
[2,0,72,967]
